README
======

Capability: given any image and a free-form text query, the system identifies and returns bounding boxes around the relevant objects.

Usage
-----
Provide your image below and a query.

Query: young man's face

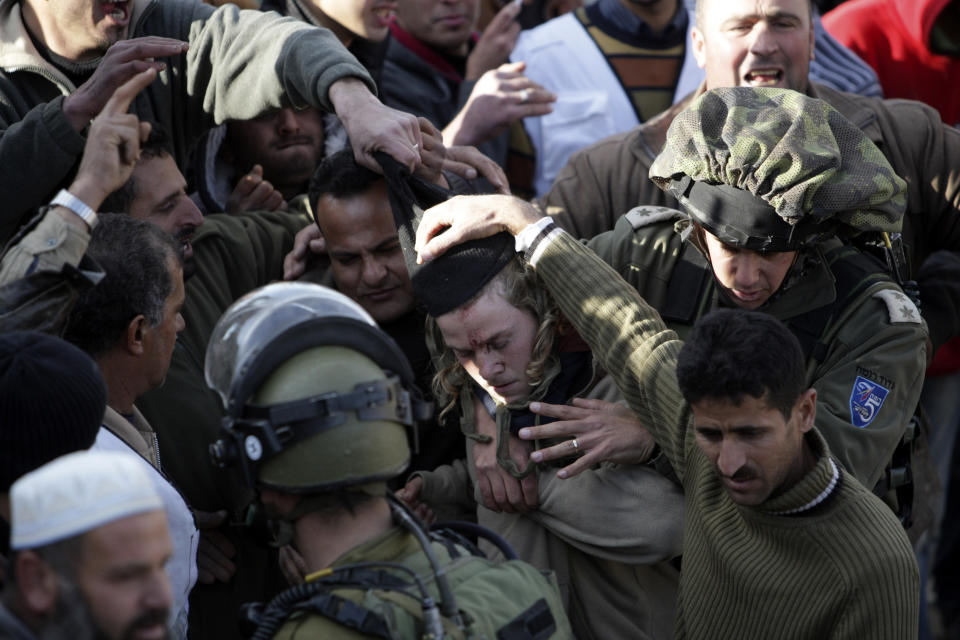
[25,0,131,60]
[435,282,539,405]
[395,0,479,55]
[225,108,326,201]
[692,0,814,92]
[75,509,174,640]
[692,389,815,506]
[702,231,797,310]
[127,155,204,262]
[315,182,415,324]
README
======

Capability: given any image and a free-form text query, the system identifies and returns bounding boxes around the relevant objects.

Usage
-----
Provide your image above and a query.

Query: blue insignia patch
[849,376,890,428]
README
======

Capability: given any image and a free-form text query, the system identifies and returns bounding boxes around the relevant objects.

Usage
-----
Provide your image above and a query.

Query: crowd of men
[1,0,958,638]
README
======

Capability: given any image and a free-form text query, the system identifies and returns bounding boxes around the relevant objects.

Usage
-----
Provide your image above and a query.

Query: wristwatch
[50,189,98,229]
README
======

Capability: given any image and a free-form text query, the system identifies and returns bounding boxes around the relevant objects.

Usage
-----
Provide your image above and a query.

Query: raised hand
[329,78,422,174]
[465,0,522,80]
[283,224,326,280]
[63,37,188,132]
[445,62,556,147]
[472,395,538,513]
[69,67,159,212]
[415,193,540,263]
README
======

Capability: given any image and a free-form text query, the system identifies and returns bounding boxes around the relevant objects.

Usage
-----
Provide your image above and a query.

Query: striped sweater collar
[760,428,841,516]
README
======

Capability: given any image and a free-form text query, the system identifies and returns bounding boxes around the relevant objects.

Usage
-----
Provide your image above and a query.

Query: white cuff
[515,217,562,267]
[50,189,98,230]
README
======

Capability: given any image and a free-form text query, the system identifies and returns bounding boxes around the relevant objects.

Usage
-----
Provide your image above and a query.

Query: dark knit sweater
[530,230,920,640]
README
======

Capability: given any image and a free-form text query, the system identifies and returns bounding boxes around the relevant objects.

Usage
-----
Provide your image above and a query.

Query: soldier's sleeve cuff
[515,217,563,267]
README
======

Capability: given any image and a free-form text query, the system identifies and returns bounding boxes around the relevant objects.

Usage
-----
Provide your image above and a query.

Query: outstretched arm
[1,68,159,281]
[0,69,158,335]
[0,38,176,242]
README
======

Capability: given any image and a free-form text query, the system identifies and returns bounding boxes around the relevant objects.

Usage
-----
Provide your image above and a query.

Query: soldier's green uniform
[273,526,572,640]
[587,210,925,490]
[583,88,927,494]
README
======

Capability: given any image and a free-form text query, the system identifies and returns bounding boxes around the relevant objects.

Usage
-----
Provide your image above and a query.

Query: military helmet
[649,86,907,251]
[205,282,428,492]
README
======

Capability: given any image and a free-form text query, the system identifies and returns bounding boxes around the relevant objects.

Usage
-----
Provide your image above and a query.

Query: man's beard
[38,576,171,640]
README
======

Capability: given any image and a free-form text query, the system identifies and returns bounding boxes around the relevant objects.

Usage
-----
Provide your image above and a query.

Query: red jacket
[824,0,960,127]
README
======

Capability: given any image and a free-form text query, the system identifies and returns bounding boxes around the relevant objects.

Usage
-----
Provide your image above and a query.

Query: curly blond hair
[425,256,560,423]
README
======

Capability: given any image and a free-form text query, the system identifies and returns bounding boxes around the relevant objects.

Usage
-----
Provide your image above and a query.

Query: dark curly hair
[64,214,182,359]
[676,309,806,419]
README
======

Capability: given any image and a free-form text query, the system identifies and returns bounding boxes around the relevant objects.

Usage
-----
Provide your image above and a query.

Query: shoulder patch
[849,375,890,429]
[872,289,921,324]
[623,206,685,230]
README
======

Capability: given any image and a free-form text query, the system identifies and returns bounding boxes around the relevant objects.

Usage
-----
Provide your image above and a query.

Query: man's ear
[14,551,59,615]
[125,315,149,356]
[691,26,707,69]
[795,388,817,434]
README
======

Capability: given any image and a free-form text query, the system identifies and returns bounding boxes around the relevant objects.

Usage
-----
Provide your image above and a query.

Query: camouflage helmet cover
[649,87,907,246]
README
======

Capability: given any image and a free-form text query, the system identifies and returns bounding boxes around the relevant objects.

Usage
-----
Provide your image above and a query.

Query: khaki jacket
[102,405,161,469]
[273,526,573,640]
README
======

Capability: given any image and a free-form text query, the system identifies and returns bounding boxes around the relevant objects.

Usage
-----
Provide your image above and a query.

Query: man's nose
[732,253,761,289]
[748,21,779,57]
[276,108,300,135]
[717,439,747,477]
[143,567,173,612]
[361,255,388,285]
[179,198,203,229]
[476,350,501,383]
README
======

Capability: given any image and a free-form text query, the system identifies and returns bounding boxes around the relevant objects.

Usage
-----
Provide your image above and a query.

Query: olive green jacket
[587,211,928,491]
[540,82,960,349]
[0,0,373,243]
[273,525,573,639]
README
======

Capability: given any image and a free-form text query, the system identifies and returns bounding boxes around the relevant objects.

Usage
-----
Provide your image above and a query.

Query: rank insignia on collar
[849,375,890,428]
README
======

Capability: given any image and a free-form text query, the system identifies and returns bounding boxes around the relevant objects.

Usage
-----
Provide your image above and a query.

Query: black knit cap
[375,153,515,317]
[0,331,107,490]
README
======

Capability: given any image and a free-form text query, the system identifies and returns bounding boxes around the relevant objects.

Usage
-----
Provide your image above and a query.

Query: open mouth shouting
[743,68,783,87]
[101,0,132,26]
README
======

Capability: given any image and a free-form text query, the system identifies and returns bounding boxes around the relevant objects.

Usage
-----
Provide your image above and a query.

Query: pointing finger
[101,67,157,116]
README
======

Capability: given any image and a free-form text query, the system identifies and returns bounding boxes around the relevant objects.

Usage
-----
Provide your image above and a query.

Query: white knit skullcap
[10,450,164,550]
